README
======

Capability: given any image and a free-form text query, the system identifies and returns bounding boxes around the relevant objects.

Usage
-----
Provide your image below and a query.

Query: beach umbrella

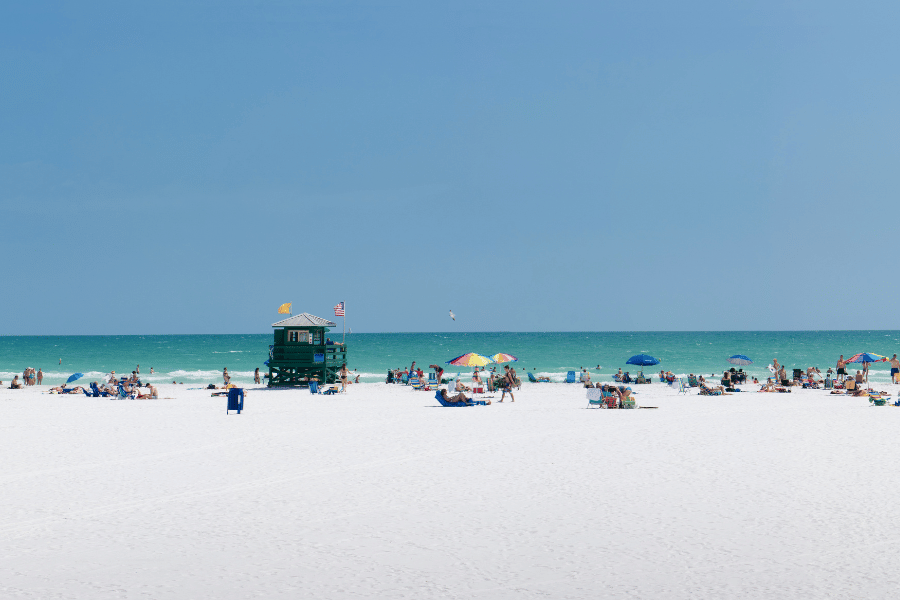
[490,353,518,364]
[727,355,752,366]
[66,373,84,384]
[626,354,660,375]
[446,353,493,367]
[846,352,888,388]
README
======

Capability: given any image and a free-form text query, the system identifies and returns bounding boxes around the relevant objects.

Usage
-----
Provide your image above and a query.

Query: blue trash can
[227,388,244,414]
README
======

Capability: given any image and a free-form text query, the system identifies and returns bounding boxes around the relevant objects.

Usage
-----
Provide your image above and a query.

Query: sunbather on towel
[440,389,473,404]
[136,385,158,399]
[700,383,730,395]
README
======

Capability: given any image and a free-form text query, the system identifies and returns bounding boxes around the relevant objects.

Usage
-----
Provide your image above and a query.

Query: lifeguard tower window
[288,330,309,343]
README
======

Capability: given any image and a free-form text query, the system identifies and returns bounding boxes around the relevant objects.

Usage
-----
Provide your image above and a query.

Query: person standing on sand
[223,368,230,386]
[837,355,846,382]
[891,355,900,383]
[37,368,43,385]
[254,368,261,384]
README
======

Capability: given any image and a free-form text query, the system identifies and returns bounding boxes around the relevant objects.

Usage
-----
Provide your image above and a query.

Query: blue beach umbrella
[626,354,660,374]
[727,355,753,366]
[66,373,84,384]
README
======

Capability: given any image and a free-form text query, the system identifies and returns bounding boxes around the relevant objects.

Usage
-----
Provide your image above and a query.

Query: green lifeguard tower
[267,313,348,387]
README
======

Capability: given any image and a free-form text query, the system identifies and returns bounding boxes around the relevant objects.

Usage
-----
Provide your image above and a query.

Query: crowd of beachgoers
[7,351,900,408]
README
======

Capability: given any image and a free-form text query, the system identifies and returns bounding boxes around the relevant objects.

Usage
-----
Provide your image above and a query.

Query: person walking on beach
[37,368,43,385]
[223,368,230,386]
[339,363,350,392]
[254,368,261,384]
[837,355,846,382]
[136,365,140,374]
[499,365,515,402]
[891,355,900,384]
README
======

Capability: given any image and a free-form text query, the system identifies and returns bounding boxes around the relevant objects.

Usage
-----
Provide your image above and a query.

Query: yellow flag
[277,302,292,314]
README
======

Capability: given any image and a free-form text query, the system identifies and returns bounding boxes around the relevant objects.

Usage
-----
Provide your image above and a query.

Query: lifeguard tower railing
[267,344,348,387]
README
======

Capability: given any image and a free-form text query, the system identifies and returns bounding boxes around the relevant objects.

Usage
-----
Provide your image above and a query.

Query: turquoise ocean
[3,331,900,386]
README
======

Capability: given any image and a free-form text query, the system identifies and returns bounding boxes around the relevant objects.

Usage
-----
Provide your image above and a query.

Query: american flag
[334,302,345,317]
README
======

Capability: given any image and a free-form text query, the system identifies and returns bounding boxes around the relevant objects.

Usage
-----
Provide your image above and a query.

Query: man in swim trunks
[891,354,900,383]
[837,355,846,382]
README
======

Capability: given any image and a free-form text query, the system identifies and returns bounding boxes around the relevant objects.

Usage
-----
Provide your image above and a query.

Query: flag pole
[342,301,346,345]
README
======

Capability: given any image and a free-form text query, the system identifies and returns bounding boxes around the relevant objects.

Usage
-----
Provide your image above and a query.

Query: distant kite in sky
[449,310,455,321]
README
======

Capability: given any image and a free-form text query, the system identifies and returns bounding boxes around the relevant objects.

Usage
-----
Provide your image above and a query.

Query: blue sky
[2,1,899,334]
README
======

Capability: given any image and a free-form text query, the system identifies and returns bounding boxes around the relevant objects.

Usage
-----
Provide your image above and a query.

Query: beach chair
[117,384,134,400]
[447,379,457,393]
[428,372,437,386]
[434,390,485,407]
[309,381,321,394]
[688,375,699,387]
[604,391,619,409]
[678,378,690,395]
[226,388,244,414]
[401,374,409,385]
[409,377,425,390]
[623,397,636,409]
[586,388,603,408]
[566,371,576,384]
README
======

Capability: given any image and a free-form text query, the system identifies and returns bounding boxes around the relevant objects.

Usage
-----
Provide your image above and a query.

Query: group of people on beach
[439,364,520,404]
[6,367,42,389]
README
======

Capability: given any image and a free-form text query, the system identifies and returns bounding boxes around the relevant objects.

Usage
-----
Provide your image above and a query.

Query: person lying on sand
[700,382,731,395]
[136,385,158,399]
[49,385,84,394]
[440,388,478,404]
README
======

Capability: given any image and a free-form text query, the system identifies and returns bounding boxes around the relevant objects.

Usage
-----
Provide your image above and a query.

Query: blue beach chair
[566,371,577,384]
[309,381,321,394]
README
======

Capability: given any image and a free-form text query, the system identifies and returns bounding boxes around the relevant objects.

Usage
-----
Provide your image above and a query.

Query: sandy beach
[2,381,899,599]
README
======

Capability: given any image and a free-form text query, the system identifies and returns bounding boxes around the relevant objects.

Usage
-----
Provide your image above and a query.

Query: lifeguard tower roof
[271,313,337,328]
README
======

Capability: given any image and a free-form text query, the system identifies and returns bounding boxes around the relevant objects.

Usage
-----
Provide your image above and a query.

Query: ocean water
[3,331,900,387]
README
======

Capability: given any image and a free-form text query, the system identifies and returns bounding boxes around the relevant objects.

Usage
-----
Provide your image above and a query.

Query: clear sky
[2,1,899,334]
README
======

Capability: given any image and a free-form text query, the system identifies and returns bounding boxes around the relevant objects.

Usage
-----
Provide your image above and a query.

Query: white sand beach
[2,381,899,599]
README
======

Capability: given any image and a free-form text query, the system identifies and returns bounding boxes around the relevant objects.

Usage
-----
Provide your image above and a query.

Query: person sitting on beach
[721,371,732,386]
[621,372,632,384]
[454,378,471,392]
[440,388,472,404]
[582,370,592,387]
[855,370,863,385]
[9,375,24,389]
[845,378,857,391]
[472,370,482,384]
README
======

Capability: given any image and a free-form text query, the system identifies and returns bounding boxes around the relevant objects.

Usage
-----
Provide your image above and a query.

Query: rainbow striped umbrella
[846,352,888,364]
[446,353,494,367]
[490,353,518,364]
